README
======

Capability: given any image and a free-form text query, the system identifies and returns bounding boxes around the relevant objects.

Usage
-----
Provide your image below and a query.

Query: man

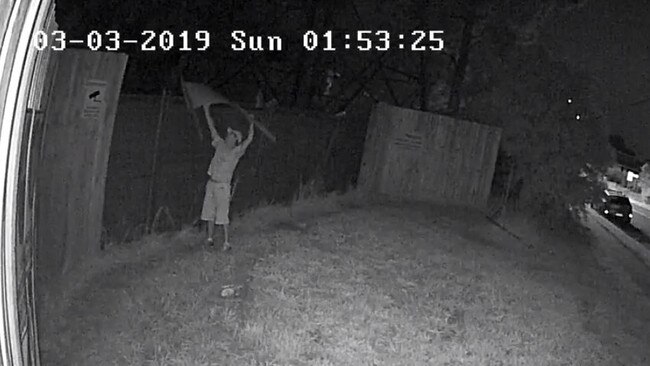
[201,104,254,250]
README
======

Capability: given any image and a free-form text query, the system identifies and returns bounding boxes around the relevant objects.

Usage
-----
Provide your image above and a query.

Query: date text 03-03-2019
[33,30,445,52]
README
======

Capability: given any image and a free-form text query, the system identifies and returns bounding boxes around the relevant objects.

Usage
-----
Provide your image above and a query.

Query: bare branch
[328,57,374,102]
[209,56,256,87]
[449,14,468,22]
[468,23,489,48]
[382,65,419,82]
[514,0,590,47]
[382,77,420,84]
[252,63,282,105]
[438,50,458,67]
[349,0,365,27]
[381,67,400,105]
[335,52,389,113]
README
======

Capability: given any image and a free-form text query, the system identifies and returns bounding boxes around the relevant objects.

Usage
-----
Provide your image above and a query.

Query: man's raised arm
[234,120,255,155]
[241,120,255,149]
[203,104,222,145]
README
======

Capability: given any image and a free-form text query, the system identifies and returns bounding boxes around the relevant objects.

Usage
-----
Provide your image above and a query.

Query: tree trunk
[447,11,476,115]
[381,68,401,105]
[290,1,318,107]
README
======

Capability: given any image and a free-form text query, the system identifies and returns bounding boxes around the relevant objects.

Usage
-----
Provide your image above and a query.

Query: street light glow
[567,98,573,104]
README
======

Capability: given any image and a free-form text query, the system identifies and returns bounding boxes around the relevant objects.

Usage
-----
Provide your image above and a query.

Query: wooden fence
[103,95,363,243]
[358,102,502,209]
[36,49,128,276]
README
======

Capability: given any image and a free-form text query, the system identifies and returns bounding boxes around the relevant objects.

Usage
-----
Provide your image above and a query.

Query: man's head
[225,127,242,148]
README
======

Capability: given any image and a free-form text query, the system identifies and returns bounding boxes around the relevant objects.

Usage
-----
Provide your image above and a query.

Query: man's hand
[203,104,222,143]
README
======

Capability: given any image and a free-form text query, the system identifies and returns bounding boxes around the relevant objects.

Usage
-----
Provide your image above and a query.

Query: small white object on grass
[220,284,242,298]
[220,287,235,298]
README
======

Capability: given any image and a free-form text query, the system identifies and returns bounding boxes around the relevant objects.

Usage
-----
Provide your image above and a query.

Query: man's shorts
[201,181,231,225]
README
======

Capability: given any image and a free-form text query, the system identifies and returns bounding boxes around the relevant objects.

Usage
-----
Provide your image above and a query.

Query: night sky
[548,0,650,160]
[55,0,650,160]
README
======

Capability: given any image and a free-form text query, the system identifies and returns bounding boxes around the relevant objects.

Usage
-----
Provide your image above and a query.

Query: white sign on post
[82,79,108,121]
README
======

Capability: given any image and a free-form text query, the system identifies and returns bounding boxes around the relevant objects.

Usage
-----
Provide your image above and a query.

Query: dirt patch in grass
[38,196,650,365]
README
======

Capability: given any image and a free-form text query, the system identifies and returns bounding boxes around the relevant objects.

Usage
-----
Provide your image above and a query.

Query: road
[603,182,650,244]
[591,199,650,249]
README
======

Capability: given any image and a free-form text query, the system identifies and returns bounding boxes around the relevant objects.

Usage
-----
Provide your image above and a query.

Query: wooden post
[146,89,168,233]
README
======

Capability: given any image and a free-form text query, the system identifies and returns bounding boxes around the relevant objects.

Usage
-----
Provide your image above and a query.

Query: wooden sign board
[37,49,128,276]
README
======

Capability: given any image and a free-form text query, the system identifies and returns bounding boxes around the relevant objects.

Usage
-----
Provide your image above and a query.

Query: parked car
[591,190,633,224]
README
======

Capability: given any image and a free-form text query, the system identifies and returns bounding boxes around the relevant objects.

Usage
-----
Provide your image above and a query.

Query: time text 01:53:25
[33,30,445,52]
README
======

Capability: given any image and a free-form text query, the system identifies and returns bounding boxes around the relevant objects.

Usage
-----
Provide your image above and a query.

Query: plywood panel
[357,103,385,194]
[462,121,480,199]
[381,105,427,199]
[358,102,502,209]
[467,124,486,204]
[441,116,457,202]
[413,110,429,200]
[449,117,464,201]
[427,114,446,201]
[37,49,128,276]
[481,128,502,207]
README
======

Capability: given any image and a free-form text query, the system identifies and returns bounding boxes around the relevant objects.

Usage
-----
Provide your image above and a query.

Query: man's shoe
[222,242,232,251]
[206,238,214,246]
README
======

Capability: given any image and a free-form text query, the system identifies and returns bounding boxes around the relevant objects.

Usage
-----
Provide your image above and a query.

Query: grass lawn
[38,194,650,365]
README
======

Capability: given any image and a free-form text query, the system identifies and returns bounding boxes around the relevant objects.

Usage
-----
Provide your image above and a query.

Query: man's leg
[222,223,230,251]
[207,220,215,245]
[214,184,232,251]
[201,181,217,245]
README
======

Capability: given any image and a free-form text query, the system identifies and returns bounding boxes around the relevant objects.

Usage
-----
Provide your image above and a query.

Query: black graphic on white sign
[82,79,108,121]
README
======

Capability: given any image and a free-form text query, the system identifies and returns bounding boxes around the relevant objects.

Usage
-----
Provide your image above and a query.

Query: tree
[642,162,650,179]
[609,134,636,156]
[463,40,611,229]
[641,163,650,196]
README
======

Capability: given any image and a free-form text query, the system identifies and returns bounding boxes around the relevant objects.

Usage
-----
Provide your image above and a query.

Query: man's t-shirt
[207,138,245,184]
